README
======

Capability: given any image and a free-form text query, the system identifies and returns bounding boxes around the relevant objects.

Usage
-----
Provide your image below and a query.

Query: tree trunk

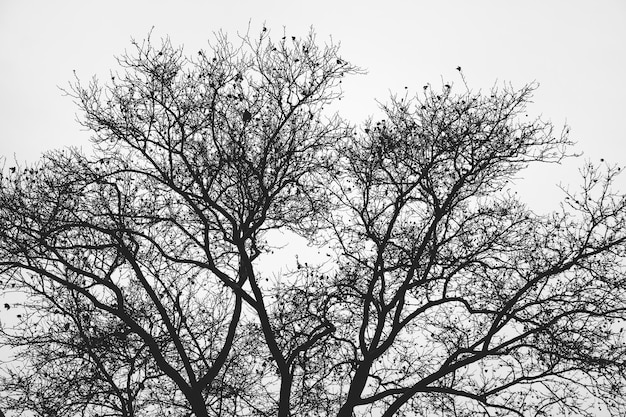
[336,362,372,417]
[190,400,209,417]
[277,374,293,417]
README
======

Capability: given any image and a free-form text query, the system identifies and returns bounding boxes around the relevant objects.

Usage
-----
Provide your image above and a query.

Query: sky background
[0,2,625,415]
[1,1,626,212]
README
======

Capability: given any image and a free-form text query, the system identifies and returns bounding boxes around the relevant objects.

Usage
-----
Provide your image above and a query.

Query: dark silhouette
[0,28,625,417]
[242,109,252,123]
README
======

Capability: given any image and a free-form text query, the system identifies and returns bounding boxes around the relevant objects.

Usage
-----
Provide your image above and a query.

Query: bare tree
[1,28,625,417]
[323,85,626,416]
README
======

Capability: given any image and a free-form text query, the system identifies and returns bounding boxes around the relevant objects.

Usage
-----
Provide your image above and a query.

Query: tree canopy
[1,28,625,417]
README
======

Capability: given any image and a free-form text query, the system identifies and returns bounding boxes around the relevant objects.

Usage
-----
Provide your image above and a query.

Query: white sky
[0,2,625,414]
[1,0,626,211]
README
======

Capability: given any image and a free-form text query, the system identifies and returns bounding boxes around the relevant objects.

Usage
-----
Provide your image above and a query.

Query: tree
[1,28,625,417]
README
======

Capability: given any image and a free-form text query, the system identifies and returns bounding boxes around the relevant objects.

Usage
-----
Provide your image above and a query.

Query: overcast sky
[1,0,625,207]
[0,3,625,414]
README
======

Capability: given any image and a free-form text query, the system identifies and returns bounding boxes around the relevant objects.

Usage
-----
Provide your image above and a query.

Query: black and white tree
[1,28,625,417]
